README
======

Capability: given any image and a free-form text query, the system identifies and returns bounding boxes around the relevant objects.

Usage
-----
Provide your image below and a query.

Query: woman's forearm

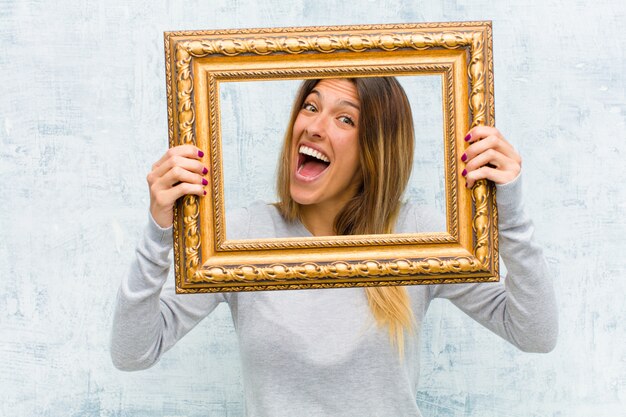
[110,216,175,371]
[430,175,558,352]
[110,215,226,370]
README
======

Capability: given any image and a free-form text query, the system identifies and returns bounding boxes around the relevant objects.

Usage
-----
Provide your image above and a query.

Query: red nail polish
[462,169,467,177]
[202,167,208,175]
[464,134,471,141]
[202,178,208,186]
[461,153,467,162]
[198,150,204,157]
[203,190,207,195]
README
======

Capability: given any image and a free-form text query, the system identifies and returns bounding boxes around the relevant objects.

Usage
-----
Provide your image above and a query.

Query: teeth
[299,145,329,163]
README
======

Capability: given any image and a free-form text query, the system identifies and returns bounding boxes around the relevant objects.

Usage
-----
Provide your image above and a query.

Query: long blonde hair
[276,78,416,354]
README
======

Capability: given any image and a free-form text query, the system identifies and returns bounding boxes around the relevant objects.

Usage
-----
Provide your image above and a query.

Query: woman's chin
[289,186,321,206]
[289,193,316,206]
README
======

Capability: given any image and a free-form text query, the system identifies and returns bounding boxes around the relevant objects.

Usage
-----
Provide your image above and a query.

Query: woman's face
[289,79,362,211]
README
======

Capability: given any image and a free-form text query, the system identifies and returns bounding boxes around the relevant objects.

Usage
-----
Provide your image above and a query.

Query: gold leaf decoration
[165,23,498,291]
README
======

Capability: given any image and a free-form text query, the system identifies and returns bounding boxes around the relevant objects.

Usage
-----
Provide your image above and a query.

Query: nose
[304,112,329,140]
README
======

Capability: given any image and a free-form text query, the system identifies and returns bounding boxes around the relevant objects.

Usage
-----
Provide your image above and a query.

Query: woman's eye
[303,103,317,112]
[338,116,355,126]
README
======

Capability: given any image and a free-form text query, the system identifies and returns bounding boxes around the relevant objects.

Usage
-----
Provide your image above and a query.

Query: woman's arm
[110,216,226,370]
[110,145,225,370]
[430,175,558,352]
[430,127,558,352]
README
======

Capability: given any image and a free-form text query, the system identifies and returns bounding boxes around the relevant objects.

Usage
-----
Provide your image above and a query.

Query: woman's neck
[299,201,343,236]
[296,183,361,236]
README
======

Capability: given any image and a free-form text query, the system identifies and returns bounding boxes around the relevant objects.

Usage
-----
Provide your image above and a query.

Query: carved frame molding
[164,22,498,293]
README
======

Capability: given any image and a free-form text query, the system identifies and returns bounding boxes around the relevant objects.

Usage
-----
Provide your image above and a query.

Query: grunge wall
[1,1,624,416]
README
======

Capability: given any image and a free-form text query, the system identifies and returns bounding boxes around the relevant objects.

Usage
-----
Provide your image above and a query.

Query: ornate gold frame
[164,21,498,293]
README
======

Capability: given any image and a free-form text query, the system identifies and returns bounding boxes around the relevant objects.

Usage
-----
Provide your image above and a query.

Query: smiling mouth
[297,145,330,179]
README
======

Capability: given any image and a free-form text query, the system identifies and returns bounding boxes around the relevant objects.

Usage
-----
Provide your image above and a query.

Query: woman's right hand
[147,145,208,228]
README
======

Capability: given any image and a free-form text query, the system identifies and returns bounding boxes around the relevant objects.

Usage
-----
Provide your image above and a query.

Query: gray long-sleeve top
[110,175,558,417]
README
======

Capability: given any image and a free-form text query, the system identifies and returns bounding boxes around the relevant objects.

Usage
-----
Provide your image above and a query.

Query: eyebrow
[309,89,361,111]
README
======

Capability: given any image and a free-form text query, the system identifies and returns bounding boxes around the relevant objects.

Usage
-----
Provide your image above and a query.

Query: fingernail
[461,153,467,162]
[202,167,208,175]
[465,181,469,188]
[464,134,471,142]
[198,150,204,157]
[202,178,208,186]
[462,169,467,177]
[203,190,206,195]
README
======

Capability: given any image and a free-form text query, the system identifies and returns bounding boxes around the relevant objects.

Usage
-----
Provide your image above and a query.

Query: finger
[465,127,519,160]
[464,126,503,143]
[152,182,206,211]
[464,148,514,173]
[464,163,520,187]
[149,154,208,184]
[152,144,205,170]
[462,146,521,186]
[165,182,206,201]
[153,165,208,192]
[463,134,520,165]
[465,166,504,188]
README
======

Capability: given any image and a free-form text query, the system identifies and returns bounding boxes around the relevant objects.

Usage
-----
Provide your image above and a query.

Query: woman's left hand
[461,126,522,188]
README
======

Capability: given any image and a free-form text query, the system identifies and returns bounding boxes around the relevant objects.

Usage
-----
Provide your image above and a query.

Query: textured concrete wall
[1,1,624,416]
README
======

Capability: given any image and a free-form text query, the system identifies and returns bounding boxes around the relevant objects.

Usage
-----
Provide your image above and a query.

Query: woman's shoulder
[226,201,269,240]
[226,201,308,239]
[396,201,447,234]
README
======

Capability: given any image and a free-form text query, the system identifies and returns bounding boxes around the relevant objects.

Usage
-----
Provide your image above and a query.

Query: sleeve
[110,214,226,371]
[430,175,558,353]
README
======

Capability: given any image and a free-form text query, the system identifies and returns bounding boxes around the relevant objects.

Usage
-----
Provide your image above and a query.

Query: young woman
[111,78,558,417]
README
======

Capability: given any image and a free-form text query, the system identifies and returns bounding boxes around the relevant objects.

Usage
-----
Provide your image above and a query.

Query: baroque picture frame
[164,21,498,293]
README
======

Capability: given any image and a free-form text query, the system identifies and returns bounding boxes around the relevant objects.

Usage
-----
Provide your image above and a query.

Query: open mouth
[297,145,330,179]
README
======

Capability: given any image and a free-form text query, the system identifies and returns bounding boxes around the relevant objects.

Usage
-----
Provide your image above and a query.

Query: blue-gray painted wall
[1,1,624,416]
